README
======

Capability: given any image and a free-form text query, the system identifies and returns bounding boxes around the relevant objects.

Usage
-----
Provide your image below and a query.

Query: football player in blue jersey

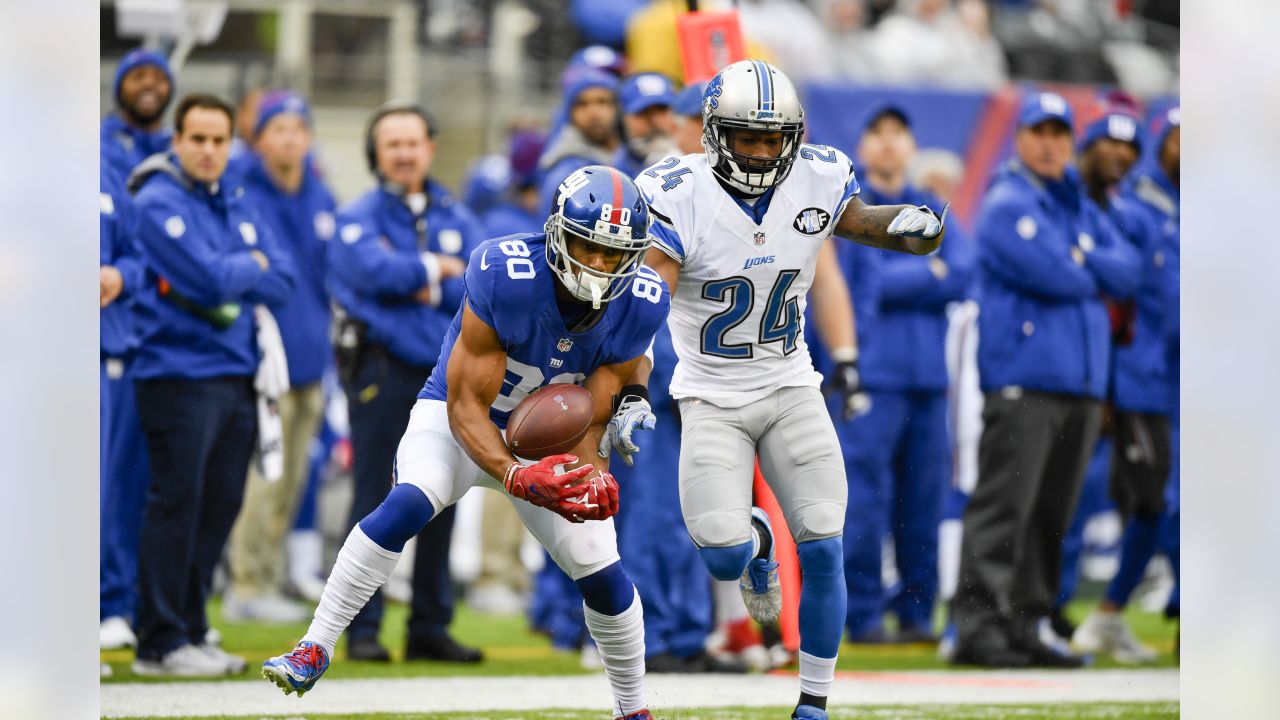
[263,165,668,720]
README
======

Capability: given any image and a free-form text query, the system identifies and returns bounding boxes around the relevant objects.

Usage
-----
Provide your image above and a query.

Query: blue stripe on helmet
[753,60,774,112]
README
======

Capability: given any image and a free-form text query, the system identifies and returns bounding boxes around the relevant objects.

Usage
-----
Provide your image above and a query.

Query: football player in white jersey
[629,60,945,720]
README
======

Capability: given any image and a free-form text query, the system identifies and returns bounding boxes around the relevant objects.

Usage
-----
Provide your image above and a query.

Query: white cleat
[1072,610,1158,664]
[99,616,137,650]
[132,644,233,677]
[739,507,782,625]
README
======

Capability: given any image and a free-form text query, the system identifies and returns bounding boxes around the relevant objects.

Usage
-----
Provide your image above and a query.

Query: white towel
[254,305,291,482]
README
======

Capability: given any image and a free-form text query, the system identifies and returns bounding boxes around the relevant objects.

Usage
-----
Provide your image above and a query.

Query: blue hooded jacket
[101,161,146,357]
[975,162,1140,398]
[128,154,297,380]
[101,114,172,184]
[853,182,975,393]
[328,181,484,368]
[241,155,338,386]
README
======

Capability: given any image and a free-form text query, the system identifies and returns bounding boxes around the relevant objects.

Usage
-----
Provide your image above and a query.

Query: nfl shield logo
[557,338,573,352]
[754,231,766,246]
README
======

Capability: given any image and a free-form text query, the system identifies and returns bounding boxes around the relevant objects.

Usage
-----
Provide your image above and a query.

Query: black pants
[1110,411,1172,519]
[952,390,1101,646]
[133,376,257,659]
[343,347,457,644]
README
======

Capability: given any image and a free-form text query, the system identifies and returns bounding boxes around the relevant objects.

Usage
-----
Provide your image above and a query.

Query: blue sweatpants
[838,389,949,637]
[100,359,152,621]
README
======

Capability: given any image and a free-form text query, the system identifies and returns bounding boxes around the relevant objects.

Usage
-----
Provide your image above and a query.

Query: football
[506,383,596,460]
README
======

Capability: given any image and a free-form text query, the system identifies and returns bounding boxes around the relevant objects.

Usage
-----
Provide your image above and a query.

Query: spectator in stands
[537,71,620,213]
[738,0,838,81]
[869,0,1007,90]
[327,102,484,663]
[99,47,173,653]
[128,94,297,676]
[950,92,1137,669]
[224,91,338,624]
[613,72,680,178]
[672,82,707,155]
[838,103,974,645]
[1074,106,1181,662]
[817,0,885,84]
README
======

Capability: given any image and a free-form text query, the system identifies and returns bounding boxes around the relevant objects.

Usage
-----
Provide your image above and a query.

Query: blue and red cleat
[261,641,330,697]
[616,711,653,720]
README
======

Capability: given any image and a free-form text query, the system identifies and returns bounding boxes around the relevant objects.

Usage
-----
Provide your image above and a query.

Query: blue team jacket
[242,156,338,386]
[975,162,1139,399]
[100,162,146,357]
[328,181,484,368]
[852,183,975,393]
[128,154,297,380]
[100,113,172,183]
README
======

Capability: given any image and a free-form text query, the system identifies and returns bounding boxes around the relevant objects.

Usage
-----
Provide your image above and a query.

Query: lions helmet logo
[704,73,724,112]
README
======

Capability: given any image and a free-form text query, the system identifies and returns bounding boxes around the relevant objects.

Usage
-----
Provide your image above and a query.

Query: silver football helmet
[702,60,805,195]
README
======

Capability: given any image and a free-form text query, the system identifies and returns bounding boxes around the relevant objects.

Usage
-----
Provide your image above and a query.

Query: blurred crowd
[101,0,1179,680]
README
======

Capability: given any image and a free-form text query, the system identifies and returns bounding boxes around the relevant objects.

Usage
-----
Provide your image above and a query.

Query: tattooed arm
[835,195,945,256]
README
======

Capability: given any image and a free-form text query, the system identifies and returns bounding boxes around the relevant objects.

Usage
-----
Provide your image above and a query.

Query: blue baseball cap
[1079,111,1143,153]
[1018,91,1074,130]
[567,45,627,77]
[674,82,707,118]
[1151,105,1180,149]
[857,101,911,136]
[253,90,312,137]
[619,73,677,115]
[113,47,174,108]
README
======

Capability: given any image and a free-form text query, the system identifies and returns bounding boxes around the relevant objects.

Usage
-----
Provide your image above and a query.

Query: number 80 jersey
[636,148,860,409]
[418,233,669,428]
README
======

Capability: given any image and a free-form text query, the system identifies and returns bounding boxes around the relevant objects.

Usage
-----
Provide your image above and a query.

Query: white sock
[583,588,646,717]
[302,525,400,657]
[798,650,837,699]
[713,579,750,624]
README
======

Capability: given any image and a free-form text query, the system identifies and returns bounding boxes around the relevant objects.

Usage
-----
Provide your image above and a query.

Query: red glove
[503,454,617,522]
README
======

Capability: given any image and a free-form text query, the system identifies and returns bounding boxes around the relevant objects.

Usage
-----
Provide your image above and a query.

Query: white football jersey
[635,145,860,408]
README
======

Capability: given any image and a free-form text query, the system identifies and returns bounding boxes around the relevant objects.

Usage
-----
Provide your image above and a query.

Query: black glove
[828,359,871,420]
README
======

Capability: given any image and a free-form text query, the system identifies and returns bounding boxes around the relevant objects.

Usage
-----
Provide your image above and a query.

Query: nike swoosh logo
[479,251,490,270]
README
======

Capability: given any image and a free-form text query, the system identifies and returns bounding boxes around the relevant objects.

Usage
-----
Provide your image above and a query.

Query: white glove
[887,203,948,240]
[597,394,658,467]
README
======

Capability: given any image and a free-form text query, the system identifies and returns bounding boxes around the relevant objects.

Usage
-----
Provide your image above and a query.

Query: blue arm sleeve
[242,210,298,307]
[439,213,485,313]
[328,212,428,298]
[1085,216,1141,299]
[977,200,1097,300]
[135,195,265,306]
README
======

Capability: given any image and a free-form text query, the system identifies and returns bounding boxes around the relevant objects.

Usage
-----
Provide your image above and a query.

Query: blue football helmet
[544,165,652,308]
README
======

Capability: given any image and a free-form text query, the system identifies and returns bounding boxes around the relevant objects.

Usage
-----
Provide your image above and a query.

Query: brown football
[506,383,596,460]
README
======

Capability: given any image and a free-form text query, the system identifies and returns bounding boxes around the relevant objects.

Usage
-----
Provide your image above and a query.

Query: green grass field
[101,598,1178,683]
[109,701,1180,720]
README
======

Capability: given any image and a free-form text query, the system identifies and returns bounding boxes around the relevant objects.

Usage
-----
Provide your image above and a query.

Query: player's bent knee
[790,502,846,544]
[358,483,435,552]
[699,542,753,581]
[797,536,843,576]
[575,561,636,616]
[688,509,751,549]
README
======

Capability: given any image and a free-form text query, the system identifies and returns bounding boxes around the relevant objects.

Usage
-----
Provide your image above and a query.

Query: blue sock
[698,541,754,582]
[797,537,846,659]
[358,483,435,552]
[575,561,635,616]
[1105,514,1160,607]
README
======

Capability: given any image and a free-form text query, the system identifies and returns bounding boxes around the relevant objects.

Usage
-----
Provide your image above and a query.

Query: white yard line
[101,670,1178,718]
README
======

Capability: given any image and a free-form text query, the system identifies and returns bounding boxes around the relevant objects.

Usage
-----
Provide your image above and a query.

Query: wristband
[830,346,859,364]
[615,384,650,412]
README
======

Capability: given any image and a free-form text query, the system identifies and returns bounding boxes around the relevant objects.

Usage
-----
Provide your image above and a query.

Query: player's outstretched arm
[836,195,946,256]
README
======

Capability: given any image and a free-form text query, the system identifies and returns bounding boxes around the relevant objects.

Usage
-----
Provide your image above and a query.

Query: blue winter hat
[562,69,620,106]
[857,100,911,136]
[1079,111,1144,153]
[674,82,706,118]
[619,73,677,115]
[567,45,627,77]
[253,90,312,137]
[1018,91,1074,130]
[1150,105,1180,151]
[113,48,173,108]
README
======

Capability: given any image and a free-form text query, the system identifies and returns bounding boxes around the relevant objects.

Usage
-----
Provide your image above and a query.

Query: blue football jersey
[419,233,670,428]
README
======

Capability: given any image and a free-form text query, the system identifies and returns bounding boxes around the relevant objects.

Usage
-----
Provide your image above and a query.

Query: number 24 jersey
[635,146,860,409]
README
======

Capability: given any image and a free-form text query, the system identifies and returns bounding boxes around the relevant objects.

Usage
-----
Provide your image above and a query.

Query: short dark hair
[174,93,235,134]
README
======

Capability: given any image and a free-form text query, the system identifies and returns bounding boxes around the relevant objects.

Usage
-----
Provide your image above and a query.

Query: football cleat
[793,704,828,720]
[262,641,330,697]
[740,507,782,624]
[616,710,653,720]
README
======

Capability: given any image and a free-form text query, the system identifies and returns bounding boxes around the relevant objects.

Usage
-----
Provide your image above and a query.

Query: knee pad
[791,501,846,544]
[575,561,635,616]
[797,536,843,577]
[358,483,435,552]
[698,542,753,581]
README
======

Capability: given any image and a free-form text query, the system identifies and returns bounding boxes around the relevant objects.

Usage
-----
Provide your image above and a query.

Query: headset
[364,100,438,173]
